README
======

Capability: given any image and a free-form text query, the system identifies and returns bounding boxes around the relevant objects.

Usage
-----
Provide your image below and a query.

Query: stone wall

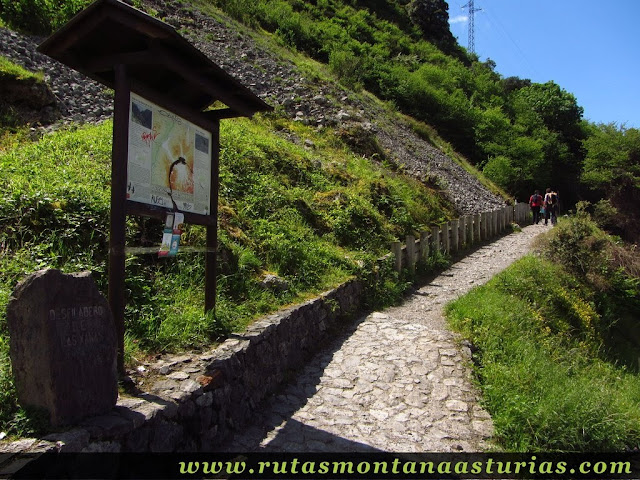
[0,280,363,453]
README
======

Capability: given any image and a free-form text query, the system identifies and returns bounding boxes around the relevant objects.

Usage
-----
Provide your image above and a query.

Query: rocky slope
[0,0,506,214]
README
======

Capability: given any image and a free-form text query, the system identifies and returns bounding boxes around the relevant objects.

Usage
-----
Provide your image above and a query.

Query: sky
[446,0,640,128]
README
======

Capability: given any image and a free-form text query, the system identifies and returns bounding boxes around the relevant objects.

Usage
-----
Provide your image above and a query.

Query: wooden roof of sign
[38,0,272,125]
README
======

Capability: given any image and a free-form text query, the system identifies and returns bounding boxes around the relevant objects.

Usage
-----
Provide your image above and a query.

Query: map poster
[126,93,212,217]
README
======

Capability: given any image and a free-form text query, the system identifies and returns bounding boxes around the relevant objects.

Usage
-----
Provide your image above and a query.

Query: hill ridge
[0,0,505,215]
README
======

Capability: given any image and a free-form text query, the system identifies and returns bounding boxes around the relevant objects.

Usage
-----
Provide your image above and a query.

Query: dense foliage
[197,0,639,242]
[1,0,638,441]
[0,115,451,435]
[0,0,90,34]
[2,0,638,235]
[201,0,584,201]
[581,123,640,242]
[447,212,640,451]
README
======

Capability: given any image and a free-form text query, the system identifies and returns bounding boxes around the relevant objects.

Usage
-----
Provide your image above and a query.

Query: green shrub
[0,0,91,34]
[0,112,451,435]
[329,49,364,90]
[538,204,608,277]
[592,198,619,230]
[535,208,640,368]
[447,255,640,451]
[359,255,410,310]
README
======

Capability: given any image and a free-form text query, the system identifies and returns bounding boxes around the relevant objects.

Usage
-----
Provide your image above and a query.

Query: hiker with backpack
[529,189,543,224]
[544,188,559,226]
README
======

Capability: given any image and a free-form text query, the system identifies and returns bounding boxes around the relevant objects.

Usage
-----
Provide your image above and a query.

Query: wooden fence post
[431,226,440,254]
[451,219,459,253]
[443,222,450,254]
[420,231,429,261]
[460,216,467,249]
[493,210,498,237]
[489,211,494,238]
[492,210,498,237]
[406,235,416,274]
[392,241,402,273]
[471,213,480,244]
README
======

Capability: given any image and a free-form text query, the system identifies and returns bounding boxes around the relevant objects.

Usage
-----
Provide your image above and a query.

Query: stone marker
[7,269,118,426]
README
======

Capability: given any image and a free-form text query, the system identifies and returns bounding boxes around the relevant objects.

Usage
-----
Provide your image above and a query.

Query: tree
[501,76,531,95]
[510,81,586,204]
[408,0,456,50]
[0,0,90,34]
[582,123,640,195]
[582,123,640,242]
[514,81,583,136]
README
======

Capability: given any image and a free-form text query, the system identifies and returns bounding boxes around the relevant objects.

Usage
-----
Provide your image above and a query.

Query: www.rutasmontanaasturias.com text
[177,455,632,478]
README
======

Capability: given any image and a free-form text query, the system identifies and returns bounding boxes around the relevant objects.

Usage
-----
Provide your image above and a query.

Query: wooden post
[431,226,440,254]
[443,222,450,254]
[392,241,402,273]
[420,231,429,262]
[471,214,475,242]
[460,216,467,249]
[494,210,498,236]
[451,219,459,253]
[486,211,491,238]
[470,214,476,244]
[205,121,220,313]
[406,234,416,274]
[483,212,488,239]
[492,210,497,237]
[473,213,480,244]
[109,64,130,375]
[484,212,489,239]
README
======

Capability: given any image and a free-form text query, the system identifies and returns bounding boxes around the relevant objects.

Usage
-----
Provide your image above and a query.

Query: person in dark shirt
[529,190,543,224]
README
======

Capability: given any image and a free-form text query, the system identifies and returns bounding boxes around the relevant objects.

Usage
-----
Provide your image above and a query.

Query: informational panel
[126,93,212,216]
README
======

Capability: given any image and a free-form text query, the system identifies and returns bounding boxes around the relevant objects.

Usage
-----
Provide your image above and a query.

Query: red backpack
[530,194,541,207]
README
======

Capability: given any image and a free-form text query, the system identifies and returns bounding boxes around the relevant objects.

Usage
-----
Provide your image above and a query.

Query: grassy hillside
[446,210,640,451]
[0,101,458,434]
[0,2,469,435]
[3,0,639,239]
[194,0,640,243]
[1,0,637,441]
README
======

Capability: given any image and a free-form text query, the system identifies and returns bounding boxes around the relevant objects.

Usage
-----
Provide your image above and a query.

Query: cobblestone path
[219,224,548,452]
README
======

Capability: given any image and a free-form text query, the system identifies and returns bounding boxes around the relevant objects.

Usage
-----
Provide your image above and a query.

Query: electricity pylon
[462,0,482,54]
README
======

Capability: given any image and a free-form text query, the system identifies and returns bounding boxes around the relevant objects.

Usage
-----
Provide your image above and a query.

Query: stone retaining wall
[1,203,534,456]
[0,280,363,453]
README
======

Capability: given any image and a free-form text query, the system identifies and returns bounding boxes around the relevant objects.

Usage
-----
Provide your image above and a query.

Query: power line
[462,0,482,54]
[482,5,539,79]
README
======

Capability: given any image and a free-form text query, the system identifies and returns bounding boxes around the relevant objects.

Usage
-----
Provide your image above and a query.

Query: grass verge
[0,112,453,435]
[446,213,640,451]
